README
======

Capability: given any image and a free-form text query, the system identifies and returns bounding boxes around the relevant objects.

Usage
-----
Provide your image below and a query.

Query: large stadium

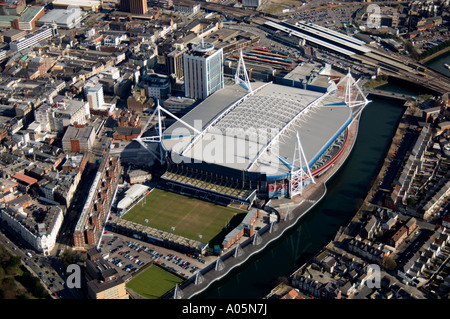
[153,70,368,207]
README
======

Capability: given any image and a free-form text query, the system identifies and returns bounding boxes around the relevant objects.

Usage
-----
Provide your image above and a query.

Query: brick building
[73,154,121,250]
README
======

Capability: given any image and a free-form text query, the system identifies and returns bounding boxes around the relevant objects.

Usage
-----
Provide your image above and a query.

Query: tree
[382,256,397,271]
[406,197,417,207]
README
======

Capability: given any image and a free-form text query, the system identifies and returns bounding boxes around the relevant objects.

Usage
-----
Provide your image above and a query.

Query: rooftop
[162,82,352,177]
[19,6,44,22]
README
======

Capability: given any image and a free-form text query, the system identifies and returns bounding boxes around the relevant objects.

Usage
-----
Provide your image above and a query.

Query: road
[0,229,83,299]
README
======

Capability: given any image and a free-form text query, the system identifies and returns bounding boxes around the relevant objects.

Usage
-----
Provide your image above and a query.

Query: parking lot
[99,233,213,279]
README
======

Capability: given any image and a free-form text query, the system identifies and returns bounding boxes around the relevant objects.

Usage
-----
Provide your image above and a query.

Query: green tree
[383,256,397,271]
[406,197,417,206]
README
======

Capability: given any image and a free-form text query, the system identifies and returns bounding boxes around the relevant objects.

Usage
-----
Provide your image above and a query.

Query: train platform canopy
[263,20,372,57]
[162,81,352,179]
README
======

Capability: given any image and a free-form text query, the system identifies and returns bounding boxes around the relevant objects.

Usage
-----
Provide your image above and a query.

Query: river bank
[420,45,450,64]
[333,101,415,243]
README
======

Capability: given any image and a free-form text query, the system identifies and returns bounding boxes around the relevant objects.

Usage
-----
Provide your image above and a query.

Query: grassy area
[126,265,183,299]
[262,4,285,14]
[364,75,389,89]
[122,188,245,245]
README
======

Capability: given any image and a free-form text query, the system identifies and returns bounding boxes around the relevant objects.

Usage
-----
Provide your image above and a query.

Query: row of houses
[290,249,374,299]
[398,228,450,284]
[388,125,433,210]
[347,236,395,265]
[360,208,418,249]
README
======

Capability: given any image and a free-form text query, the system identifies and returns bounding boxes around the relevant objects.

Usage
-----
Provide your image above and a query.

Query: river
[425,50,450,77]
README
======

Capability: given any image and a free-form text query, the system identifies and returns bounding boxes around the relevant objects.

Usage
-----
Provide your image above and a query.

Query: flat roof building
[15,6,45,30]
[52,0,101,12]
[37,8,84,29]
[62,125,95,154]
[86,248,129,299]
[9,24,57,51]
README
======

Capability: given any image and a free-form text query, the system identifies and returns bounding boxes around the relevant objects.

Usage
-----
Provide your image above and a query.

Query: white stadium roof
[162,81,353,178]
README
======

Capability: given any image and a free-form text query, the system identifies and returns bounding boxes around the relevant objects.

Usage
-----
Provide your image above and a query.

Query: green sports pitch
[126,264,183,299]
[121,188,245,245]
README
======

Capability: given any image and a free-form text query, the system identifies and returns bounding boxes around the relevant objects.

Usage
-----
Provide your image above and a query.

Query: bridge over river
[362,88,414,103]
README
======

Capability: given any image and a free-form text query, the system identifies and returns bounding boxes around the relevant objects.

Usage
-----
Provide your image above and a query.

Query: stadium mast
[290,132,315,198]
[134,99,202,164]
[339,69,370,109]
[235,49,253,94]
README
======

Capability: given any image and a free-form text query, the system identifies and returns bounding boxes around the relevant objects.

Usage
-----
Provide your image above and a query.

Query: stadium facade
[154,67,368,206]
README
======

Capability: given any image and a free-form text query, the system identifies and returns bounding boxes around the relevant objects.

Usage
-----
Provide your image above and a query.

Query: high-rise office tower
[85,84,105,110]
[183,39,224,100]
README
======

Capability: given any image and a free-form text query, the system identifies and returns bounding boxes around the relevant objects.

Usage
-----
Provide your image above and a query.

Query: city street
[0,228,83,299]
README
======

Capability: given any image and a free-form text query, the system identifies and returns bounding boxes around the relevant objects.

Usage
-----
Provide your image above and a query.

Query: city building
[242,0,261,8]
[183,39,224,100]
[13,6,45,31]
[0,0,26,15]
[36,8,84,29]
[140,73,171,100]
[0,202,64,255]
[73,155,121,250]
[2,28,26,42]
[34,96,90,133]
[161,96,196,115]
[127,169,152,184]
[173,1,200,14]
[127,88,154,113]
[148,0,172,9]
[222,209,259,250]
[51,0,101,12]
[85,248,129,299]
[61,125,96,153]
[85,83,105,111]
[166,44,188,80]
[9,24,57,51]
[119,0,147,15]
